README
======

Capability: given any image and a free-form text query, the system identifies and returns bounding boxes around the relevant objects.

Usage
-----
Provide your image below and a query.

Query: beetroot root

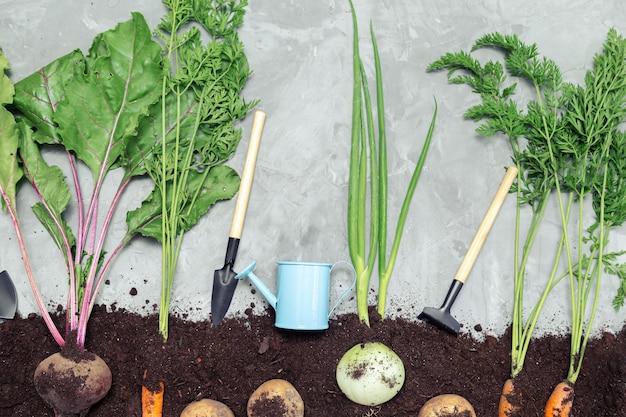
[34,349,112,417]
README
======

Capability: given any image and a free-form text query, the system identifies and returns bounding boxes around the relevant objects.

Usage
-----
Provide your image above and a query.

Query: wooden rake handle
[454,166,518,284]
[229,110,266,239]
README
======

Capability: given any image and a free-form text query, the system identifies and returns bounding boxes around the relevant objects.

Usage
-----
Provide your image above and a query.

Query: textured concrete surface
[1,0,626,337]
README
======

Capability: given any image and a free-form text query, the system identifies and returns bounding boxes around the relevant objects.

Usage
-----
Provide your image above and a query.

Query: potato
[417,394,476,417]
[180,398,234,417]
[247,379,304,417]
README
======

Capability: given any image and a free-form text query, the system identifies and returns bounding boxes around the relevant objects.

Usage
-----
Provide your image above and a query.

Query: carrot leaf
[429,27,626,386]
[147,0,257,340]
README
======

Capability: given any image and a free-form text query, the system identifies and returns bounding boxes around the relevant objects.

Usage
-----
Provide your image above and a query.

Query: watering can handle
[329,261,357,317]
[230,111,266,239]
[454,166,518,284]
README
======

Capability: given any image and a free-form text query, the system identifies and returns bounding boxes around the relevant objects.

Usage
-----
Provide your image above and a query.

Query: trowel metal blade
[211,264,238,326]
[0,270,18,321]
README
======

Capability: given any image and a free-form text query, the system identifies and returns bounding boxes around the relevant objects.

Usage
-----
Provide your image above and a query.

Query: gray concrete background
[1,0,626,337]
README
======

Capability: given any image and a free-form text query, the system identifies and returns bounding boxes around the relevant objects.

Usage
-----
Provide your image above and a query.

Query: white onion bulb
[336,342,405,406]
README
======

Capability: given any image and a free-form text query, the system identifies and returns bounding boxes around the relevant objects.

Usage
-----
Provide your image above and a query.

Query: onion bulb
[336,342,405,406]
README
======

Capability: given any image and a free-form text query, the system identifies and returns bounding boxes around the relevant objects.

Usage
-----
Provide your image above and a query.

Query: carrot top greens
[140,0,257,340]
[428,29,626,383]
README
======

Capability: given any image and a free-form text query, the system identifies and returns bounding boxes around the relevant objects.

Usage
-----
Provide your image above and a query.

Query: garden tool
[211,110,266,325]
[0,270,17,322]
[418,166,518,334]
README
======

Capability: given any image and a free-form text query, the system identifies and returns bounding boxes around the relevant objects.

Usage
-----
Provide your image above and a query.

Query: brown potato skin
[247,379,304,417]
[417,394,476,417]
[180,398,235,417]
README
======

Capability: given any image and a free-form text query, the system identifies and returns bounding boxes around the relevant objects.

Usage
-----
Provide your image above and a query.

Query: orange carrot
[498,378,520,417]
[142,370,164,417]
[544,381,574,417]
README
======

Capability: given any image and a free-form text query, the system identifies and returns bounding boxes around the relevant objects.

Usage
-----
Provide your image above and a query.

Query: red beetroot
[34,347,112,417]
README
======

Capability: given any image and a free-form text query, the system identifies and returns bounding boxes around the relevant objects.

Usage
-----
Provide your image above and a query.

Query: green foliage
[57,13,163,177]
[348,1,436,325]
[141,0,257,340]
[126,165,240,240]
[429,28,626,383]
[0,48,22,211]
[3,1,258,344]
[0,49,13,105]
[2,14,165,347]
[19,126,74,256]
[13,50,85,145]
[1,2,256,346]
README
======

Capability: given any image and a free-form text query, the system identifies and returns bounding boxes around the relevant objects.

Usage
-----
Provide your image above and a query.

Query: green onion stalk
[348,0,437,325]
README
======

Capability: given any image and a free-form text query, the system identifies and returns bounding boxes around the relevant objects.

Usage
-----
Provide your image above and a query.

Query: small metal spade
[211,111,266,325]
[0,270,18,323]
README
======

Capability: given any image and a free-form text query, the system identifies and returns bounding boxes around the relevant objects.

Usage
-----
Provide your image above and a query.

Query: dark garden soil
[1,304,625,417]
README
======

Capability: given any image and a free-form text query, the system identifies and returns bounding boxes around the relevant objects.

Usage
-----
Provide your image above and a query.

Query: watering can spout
[235,262,277,309]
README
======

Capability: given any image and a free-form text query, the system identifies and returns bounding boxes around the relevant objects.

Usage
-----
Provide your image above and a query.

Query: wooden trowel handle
[454,166,518,284]
[229,110,266,239]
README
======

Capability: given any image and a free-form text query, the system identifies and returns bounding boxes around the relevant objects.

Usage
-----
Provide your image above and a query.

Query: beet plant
[0,14,165,417]
[0,1,257,410]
